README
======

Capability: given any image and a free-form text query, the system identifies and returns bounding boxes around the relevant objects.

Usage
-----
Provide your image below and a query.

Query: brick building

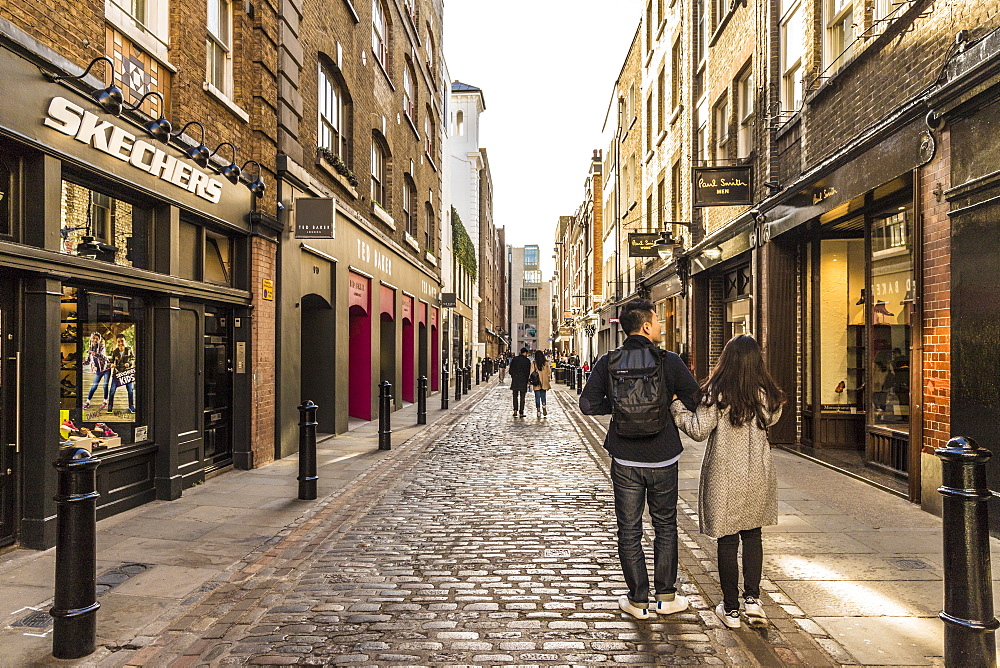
[272,0,446,448]
[477,150,507,358]
[0,0,279,548]
[567,1,1000,518]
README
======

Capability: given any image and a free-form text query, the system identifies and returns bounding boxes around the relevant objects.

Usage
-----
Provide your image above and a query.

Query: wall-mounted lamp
[210,142,242,183]
[125,91,171,142]
[172,121,211,167]
[241,160,266,198]
[44,56,124,116]
[654,234,679,259]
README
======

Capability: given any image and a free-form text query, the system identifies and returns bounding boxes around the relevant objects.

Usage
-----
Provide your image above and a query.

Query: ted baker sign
[42,96,225,204]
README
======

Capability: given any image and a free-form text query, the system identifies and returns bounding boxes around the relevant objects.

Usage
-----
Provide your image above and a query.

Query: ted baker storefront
[0,46,271,549]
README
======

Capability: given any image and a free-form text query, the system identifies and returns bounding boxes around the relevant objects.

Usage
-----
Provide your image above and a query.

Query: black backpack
[607,346,671,438]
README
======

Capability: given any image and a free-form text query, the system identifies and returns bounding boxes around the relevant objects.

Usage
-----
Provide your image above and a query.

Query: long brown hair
[700,335,784,429]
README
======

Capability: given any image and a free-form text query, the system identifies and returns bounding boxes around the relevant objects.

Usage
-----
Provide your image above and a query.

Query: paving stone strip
[107,384,818,666]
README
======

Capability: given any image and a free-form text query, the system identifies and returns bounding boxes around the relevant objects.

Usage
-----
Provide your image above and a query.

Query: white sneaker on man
[618,595,654,620]
[743,595,766,620]
[653,594,689,615]
[716,602,741,628]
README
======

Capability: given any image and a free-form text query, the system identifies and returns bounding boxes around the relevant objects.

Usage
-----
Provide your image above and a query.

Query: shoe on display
[96,423,118,438]
[60,377,77,391]
[654,594,689,615]
[716,602,741,629]
[61,324,77,340]
[618,595,654,620]
[743,595,766,620]
[83,400,90,409]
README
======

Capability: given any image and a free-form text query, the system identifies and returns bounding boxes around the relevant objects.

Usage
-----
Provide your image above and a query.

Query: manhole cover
[889,558,933,570]
[11,610,52,628]
[543,549,570,557]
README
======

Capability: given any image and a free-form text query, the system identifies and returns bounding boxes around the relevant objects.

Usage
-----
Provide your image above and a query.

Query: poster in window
[81,323,137,423]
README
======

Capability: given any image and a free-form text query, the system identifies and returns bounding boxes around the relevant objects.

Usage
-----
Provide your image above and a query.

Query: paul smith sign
[42,96,225,204]
[692,166,752,207]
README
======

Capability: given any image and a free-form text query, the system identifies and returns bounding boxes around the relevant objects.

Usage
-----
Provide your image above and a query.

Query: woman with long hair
[83,332,111,410]
[531,350,551,418]
[670,335,785,629]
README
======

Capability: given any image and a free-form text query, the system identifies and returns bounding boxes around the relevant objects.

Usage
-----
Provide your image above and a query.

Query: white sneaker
[743,595,766,620]
[716,602,741,628]
[537,409,542,418]
[542,405,547,416]
[618,595,653,620]
[654,594,689,615]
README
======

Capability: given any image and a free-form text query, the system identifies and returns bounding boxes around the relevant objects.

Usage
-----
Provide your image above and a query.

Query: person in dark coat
[579,299,700,621]
[508,347,532,418]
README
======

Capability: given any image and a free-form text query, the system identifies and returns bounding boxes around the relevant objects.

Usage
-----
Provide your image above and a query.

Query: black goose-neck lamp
[124,90,171,142]
[653,221,696,259]
[210,142,241,184]
[44,56,125,116]
[171,121,211,167]
[241,160,266,198]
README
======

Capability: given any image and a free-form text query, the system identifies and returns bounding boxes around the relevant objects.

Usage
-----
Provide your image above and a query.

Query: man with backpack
[579,299,700,620]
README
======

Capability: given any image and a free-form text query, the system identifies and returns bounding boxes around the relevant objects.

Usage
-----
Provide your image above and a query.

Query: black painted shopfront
[0,43,261,549]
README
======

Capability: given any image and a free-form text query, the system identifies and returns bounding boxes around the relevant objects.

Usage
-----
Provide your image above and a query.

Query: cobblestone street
[128,384,771,666]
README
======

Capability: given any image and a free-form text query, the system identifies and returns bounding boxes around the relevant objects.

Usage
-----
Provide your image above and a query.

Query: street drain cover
[889,557,933,570]
[543,549,570,557]
[10,611,51,628]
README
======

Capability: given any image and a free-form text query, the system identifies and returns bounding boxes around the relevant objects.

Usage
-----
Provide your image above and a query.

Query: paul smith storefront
[0,46,264,549]
[275,180,442,455]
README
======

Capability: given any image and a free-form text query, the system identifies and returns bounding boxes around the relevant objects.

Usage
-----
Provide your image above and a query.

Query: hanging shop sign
[295,197,336,238]
[692,166,752,207]
[441,292,457,308]
[627,233,662,257]
[43,97,225,204]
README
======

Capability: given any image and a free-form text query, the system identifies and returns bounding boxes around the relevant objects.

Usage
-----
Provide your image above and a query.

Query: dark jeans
[610,460,679,604]
[512,388,526,414]
[717,527,763,612]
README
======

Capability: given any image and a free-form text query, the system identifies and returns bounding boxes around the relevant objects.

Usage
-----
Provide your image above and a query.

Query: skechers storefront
[0,47,266,549]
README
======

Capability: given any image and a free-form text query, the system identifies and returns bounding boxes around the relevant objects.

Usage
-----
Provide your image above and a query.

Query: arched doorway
[401,295,415,403]
[431,307,440,391]
[418,301,428,392]
[379,285,396,396]
[300,294,335,433]
[348,273,372,420]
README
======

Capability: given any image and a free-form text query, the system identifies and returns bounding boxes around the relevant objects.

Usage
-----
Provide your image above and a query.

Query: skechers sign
[42,97,225,204]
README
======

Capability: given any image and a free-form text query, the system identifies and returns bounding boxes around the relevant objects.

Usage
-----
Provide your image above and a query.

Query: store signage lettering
[355,239,393,276]
[295,198,336,238]
[692,166,752,207]
[627,232,661,257]
[812,186,838,205]
[261,279,274,301]
[42,97,224,204]
[441,292,457,308]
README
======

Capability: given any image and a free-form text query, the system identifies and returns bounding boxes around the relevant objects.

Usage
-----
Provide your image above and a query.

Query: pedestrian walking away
[531,350,551,417]
[579,299,700,620]
[498,354,508,383]
[670,334,785,629]
[508,347,532,417]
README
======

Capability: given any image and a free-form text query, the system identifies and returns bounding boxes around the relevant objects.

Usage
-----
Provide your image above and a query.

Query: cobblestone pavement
[120,384,824,666]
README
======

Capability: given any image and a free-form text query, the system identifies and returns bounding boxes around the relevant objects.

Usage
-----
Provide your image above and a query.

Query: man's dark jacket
[508,353,532,393]
[579,334,700,463]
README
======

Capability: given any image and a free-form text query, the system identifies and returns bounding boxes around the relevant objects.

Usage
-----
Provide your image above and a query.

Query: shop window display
[60,181,149,268]
[60,287,146,453]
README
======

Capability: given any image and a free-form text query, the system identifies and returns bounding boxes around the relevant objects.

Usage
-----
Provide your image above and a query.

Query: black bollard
[379,381,392,450]
[417,376,428,424]
[569,365,576,390]
[455,365,462,402]
[476,362,481,385]
[464,367,471,394]
[577,367,583,395]
[442,366,450,409]
[297,401,318,500]
[51,447,100,660]
[937,436,999,666]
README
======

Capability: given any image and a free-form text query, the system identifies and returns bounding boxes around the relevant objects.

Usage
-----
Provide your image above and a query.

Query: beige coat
[531,361,551,390]
[670,399,782,539]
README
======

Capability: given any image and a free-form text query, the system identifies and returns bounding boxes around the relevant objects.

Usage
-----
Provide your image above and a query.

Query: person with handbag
[108,333,136,414]
[579,299,700,620]
[530,350,552,417]
[669,334,785,628]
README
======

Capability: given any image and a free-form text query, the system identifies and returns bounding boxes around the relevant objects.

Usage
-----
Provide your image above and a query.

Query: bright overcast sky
[444,0,643,278]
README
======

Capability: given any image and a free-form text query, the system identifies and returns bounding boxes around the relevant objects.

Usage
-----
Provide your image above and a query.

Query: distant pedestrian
[530,350,551,418]
[579,299,700,620]
[670,334,785,629]
[508,347,532,418]
[498,355,508,383]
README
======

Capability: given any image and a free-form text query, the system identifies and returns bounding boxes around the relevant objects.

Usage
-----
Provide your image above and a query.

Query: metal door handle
[14,352,20,453]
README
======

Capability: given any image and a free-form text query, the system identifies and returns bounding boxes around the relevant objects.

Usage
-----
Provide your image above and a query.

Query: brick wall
[250,235,278,467]
[708,273,725,367]
[920,129,950,453]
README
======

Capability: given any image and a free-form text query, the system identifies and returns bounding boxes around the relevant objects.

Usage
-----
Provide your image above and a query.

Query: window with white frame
[713,95,729,161]
[671,159,681,222]
[657,177,666,224]
[371,0,387,69]
[657,67,666,133]
[646,0,653,52]
[825,0,855,70]
[694,0,707,100]
[117,0,146,24]
[318,64,350,164]
[671,36,682,110]
[403,60,416,119]
[780,0,804,111]
[646,94,653,151]
[714,0,728,29]
[425,202,435,251]
[696,105,708,162]
[455,110,464,136]
[736,66,754,157]
[425,28,435,71]
[370,134,388,208]
[424,106,435,156]
[206,0,232,94]
[403,175,417,236]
